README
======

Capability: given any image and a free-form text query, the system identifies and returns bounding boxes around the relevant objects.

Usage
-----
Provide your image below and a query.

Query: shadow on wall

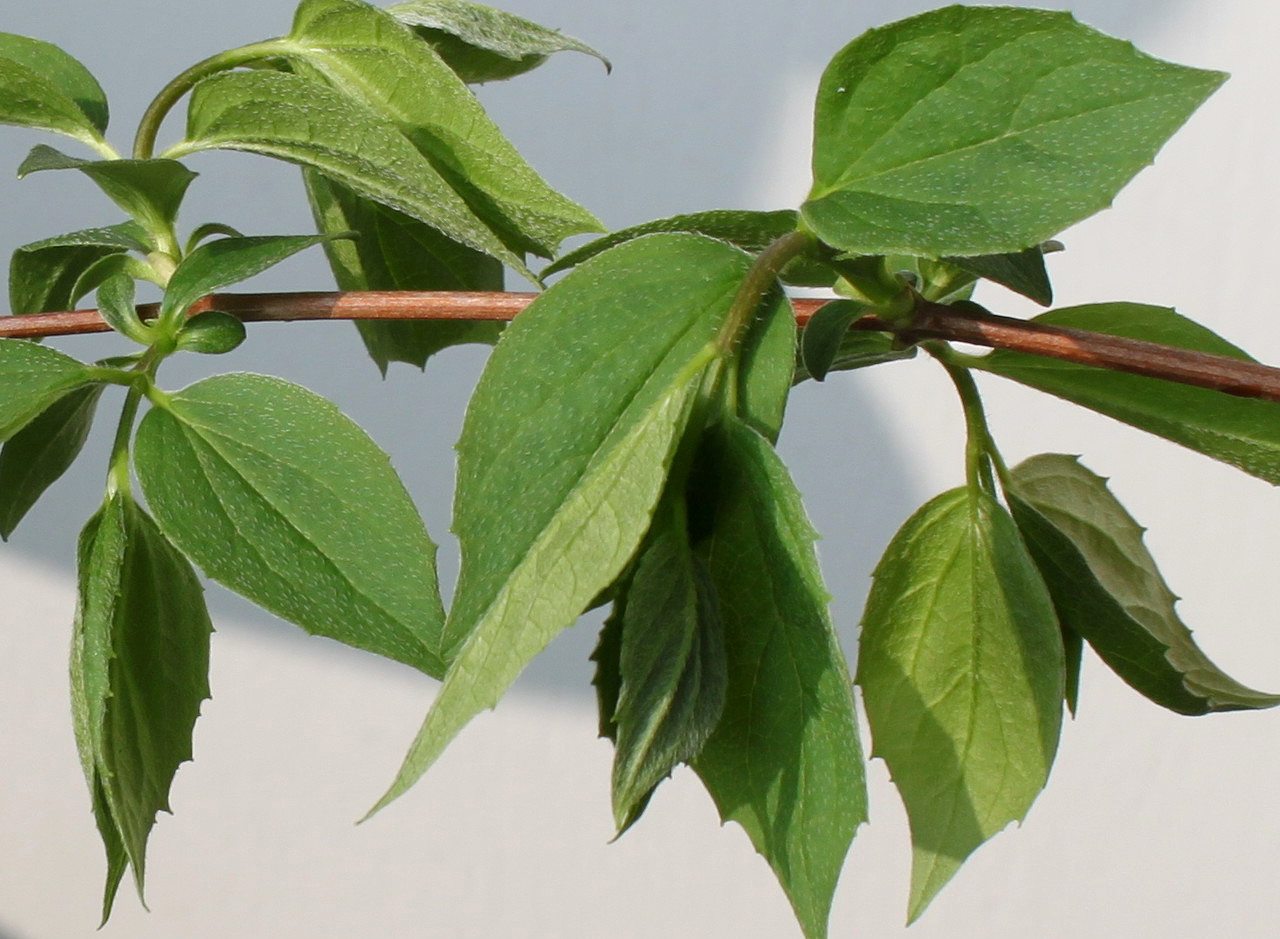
[0,0,1184,699]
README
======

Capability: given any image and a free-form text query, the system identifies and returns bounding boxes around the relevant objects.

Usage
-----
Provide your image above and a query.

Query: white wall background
[2,1,1279,936]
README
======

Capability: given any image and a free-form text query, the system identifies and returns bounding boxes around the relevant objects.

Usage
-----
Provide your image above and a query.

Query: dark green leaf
[95,274,149,344]
[133,373,446,675]
[803,7,1224,257]
[1008,453,1280,714]
[159,234,335,320]
[174,310,247,355]
[944,246,1053,306]
[610,501,726,832]
[0,338,93,440]
[172,69,532,278]
[369,234,747,814]
[70,495,212,920]
[858,487,1063,921]
[692,419,865,939]
[18,145,196,233]
[9,223,148,316]
[0,32,108,143]
[305,169,503,373]
[793,329,914,384]
[0,383,103,539]
[388,0,609,83]
[800,299,864,381]
[280,0,601,258]
[977,303,1280,485]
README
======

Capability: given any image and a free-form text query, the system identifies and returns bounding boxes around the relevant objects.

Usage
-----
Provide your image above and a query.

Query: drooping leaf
[183,222,245,253]
[609,500,726,832]
[305,169,503,373]
[95,274,149,344]
[279,0,601,258]
[0,338,94,440]
[9,223,148,316]
[977,303,1280,485]
[0,32,108,143]
[793,329,915,384]
[388,0,609,83]
[803,6,1224,257]
[170,69,531,278]
[1008,453,1280,714]
[944,246,1053,306]
[18,145,196,234]
[70,495,212,920]
[543,209,829,286]
[858,486,1063,921]
[0,383,103,539]
[133,373,446,676]
[800,299,865,381]
[159,233,336,320]
[691,419,866,939]
[369,234,753,814]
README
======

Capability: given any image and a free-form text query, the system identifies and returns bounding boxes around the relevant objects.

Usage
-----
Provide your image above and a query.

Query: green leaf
[369,233,744,814]
[159,233,335,320]
[793,329,914,384]
[976,303,1280,485]
[0,338,94,440]
[944,246,1053,306]
[1008,453,1280,714]
[305,169,503,373]
[0,383,103,539]
[133,373,446,675]
[96,274,150,344]
[800,300,865,382]
[174,310,247,355]
[184,222,245,253]
[70,494,212,920]
[279,0,602,258]
[388,0,609,83]
[172,69,532,278]
[857,487,1063,922]
[544,210,828,286]
[691,420,865,939]
[9,223,148,316]
[803,6,1224,257]
[18,145,196,233]
[610,501,726,832]
[0,32,108,143]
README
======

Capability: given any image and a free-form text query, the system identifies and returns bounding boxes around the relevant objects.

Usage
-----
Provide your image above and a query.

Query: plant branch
[5,290,1280,403]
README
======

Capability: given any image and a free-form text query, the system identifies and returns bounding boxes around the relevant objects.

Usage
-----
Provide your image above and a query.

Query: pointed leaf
[70,495,212,919]
[370,233,749,812]
[0,338,94,440]
[944,246,1053,306]
[184,222,245,253]
[803,7,1224,256]
[793,329,914,384]
[305,169,503,372]
[691,420,865,939]
[0,32,108,143]
[280,0,601,258]
[172,68,531,278]
[1008,453,1280,714]
[0,383,103,539]
[977,303,1280,485]
[801,300,865,382]
[389,0,609,83]
[134,373,446,675]
[858,487,1063,921]
[9,223,148,316]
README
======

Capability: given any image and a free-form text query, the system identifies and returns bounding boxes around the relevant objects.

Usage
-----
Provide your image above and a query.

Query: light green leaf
[171,69,531,278]
[692,419,865,939]
[18,145,196,233]
[944,246,1053,306]
[976,303,1280,485]
[9,223,147,316]
[133,373,446,675]
[370,233,745,813]
[159,233,334,320]
[96,274,149,344]
[0,338,94,440]
[70,495,212,920]
[610,501,726,832]
[388,0,609,83]
[858,487,1063,922]
[803,6,1224,257]
[1008,453,1280,714]
[0,383,103,539]
[280,0,601,258]
[305,169,503,373]
[184,222,245,253]
[0,32,108,143]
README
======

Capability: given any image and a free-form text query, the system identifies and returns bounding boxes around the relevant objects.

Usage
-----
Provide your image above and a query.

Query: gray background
[4,0,1280,936]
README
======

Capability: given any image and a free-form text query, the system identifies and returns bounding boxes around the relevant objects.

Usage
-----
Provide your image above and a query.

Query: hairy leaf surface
[803,6,1223,257]
[0,339,93,440]
[692,420,865,939]
[978,303,1280,485]
[858,487,1063,921]
[1009,453,1280,713]
[944,246,1052,305]
[134,373,446,675]
[9,223,148,317]
[0,32,108,143]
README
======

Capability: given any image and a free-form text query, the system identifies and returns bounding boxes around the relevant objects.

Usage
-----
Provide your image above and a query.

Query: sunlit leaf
[0,339,94,440]
[0,32,108,143]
